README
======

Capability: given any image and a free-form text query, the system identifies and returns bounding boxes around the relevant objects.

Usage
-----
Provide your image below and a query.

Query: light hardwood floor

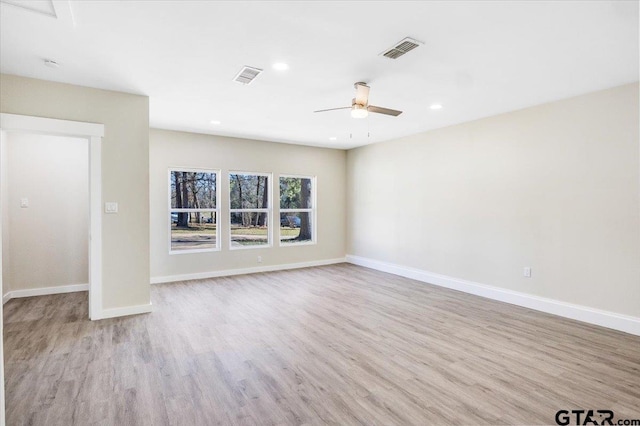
[4,264,640,425]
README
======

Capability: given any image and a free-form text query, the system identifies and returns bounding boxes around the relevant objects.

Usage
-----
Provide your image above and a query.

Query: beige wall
[150,129,346,279]
[2,72,636,323]
[0,74,150,310]
[347,83,640,318]
[2,133,88,293]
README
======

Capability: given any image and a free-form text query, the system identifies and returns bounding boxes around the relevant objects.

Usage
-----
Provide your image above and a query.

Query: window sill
[169,248,220,255]
[279,240,316,247]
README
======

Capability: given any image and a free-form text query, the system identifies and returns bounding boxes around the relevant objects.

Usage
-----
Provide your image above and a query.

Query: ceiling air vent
[233,66,263,85]
[380,37,423,59]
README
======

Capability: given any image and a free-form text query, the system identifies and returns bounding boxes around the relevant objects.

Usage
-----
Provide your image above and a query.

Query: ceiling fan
[314,82,403,119]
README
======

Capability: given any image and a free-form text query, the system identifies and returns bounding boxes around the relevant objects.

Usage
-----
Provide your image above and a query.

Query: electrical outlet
[20,198,29,208]
[523,267,532,278]
[257,256,262,263]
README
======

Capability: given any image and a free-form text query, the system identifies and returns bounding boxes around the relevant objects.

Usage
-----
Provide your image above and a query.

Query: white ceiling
[1,1,638,149]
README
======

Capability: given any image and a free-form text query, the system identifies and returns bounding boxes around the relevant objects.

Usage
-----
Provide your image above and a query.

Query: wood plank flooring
[4,264,640,425]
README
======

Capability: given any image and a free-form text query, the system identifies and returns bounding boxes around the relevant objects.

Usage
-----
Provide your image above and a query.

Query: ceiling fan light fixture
[351,104,368,119]
[314,82,401,117]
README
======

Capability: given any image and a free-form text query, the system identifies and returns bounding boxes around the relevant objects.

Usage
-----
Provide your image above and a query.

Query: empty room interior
[0,1,639,425]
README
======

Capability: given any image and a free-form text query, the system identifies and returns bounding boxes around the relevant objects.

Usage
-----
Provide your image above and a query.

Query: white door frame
[0,113,104,320]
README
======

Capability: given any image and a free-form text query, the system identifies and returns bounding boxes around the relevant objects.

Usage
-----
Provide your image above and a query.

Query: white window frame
[168,167,221,255]
[279,174,317,247]
[228,171,272,250]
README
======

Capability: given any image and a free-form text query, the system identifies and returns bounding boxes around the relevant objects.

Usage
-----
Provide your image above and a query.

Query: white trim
[2,285,152,320]
[89,136,102,320]
[229,170,272,178]
[0,114,104,320]
[346,255,640,336]
[3,283,89,304]
[151,257,346,284]
[280,240,316,247]
[95,303,153,320]
[229,209,269,212]
[0,113,104,138]
[170,247,220,255]
[171,208,217,213]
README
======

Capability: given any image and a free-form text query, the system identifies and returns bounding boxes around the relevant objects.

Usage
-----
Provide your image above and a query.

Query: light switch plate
[105,202,118,213]
[20,198,29,208]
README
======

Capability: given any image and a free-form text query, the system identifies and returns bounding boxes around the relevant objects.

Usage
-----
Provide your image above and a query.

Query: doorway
[3,132,88,302]
[0,113,104,320]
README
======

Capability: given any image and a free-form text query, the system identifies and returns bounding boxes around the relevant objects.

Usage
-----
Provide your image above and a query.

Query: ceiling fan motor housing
[352,98,366,107]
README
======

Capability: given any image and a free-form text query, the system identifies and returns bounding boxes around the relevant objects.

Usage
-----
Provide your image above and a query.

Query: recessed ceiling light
[210,120,221,125]
[329,137,337,141]
[272,63,289,71]
[44,59,60,68]
[430,104,443,110]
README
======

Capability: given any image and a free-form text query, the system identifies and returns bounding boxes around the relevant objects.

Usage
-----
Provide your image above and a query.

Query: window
[229,172,271,249]
[279,175,315,245]
[169,169,219,253]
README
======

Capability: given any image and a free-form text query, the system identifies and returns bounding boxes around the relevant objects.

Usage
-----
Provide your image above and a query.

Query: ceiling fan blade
[354,82,370,106]
[313,106,351,113]
[367,105,403,116]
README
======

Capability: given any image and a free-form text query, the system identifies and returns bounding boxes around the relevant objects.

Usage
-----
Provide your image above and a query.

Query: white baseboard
[3,283,89,305]
[95,303,153,320]
[346,255,640,336]
[2,284,151,321]
[151,257,347,284]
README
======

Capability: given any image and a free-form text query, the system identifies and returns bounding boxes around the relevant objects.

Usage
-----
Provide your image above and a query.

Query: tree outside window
[170,170,219,253]
[279,176,314,245]
[229,173,271,248]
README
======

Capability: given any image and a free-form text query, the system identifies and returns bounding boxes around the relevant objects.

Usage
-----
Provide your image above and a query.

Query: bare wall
[0,74,150,311]
[150,129,346,279]
[3,133,88,293]
[347,83,640,318]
